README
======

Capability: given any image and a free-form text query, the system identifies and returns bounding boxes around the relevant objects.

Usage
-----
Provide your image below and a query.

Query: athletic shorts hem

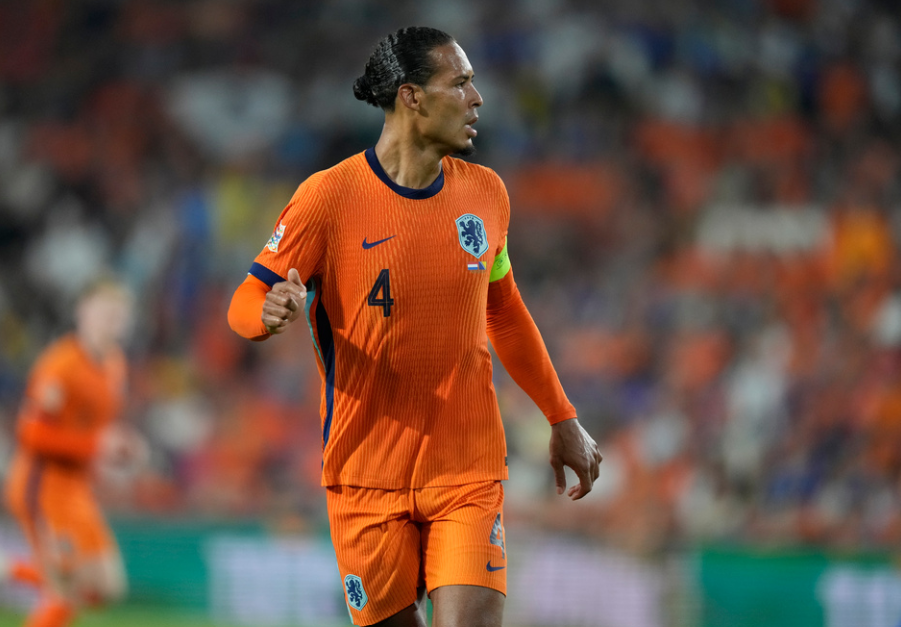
[428,579,507,598]
[349,591,420,627]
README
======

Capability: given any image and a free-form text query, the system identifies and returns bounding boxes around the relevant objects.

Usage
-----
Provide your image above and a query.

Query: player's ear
[397,83,423,112]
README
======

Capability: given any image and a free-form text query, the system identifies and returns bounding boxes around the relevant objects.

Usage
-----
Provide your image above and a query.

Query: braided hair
[353,26,455,111]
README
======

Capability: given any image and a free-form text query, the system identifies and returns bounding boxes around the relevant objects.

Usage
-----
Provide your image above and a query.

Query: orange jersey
[244,149,573,489]
[12,334,126,469]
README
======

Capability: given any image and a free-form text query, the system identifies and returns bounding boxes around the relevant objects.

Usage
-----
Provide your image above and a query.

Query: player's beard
[454,144,477,158]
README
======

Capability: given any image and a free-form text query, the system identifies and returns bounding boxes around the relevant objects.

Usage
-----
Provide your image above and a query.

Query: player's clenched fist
[262,268,306,334]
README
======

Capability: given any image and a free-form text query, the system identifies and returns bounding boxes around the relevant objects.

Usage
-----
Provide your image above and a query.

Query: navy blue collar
[364,147,444,199]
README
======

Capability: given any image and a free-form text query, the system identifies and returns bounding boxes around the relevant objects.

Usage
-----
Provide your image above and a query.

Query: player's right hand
[262,268,307,335]
[98,424,149,468]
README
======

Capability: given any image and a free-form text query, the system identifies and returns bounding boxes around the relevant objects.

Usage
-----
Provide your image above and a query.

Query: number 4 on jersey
[368,269,395,317]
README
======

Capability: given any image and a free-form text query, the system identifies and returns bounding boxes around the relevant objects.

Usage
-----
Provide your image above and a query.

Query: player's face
[76,287,134,351]
[418,43,483,156]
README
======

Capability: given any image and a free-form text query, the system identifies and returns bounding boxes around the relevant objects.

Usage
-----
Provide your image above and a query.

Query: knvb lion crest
[489,513,506,558]
[455,214,489,259]
[344,574,368,611]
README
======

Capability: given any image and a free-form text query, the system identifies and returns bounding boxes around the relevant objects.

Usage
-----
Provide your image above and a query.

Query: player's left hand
[549,418,602,500]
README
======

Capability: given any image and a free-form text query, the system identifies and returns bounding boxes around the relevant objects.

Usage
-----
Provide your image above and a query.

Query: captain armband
[489,239,511,282]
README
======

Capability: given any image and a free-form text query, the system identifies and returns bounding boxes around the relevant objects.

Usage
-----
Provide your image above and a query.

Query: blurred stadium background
[1,0,901,625]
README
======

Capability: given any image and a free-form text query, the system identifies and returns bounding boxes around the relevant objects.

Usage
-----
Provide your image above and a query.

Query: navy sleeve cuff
[249,262,285,287]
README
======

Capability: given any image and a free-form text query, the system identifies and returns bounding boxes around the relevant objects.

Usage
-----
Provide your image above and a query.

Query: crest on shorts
[489,513,506,558]
[266,222,286,253]
[456,214,489,258]
[344,574,368,611]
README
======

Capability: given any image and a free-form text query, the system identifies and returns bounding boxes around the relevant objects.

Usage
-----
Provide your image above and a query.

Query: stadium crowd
[0,0,900,553]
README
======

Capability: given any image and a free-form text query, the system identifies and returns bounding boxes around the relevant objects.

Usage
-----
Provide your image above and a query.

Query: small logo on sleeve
[344,574,368,611]
[486,560,506,572]
[266,222,286,252]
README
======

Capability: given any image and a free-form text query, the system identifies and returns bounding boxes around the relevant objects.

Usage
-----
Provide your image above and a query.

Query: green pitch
[0,606,246,627]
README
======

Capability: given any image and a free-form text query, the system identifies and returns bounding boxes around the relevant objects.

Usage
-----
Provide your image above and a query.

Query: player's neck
[373,134,444,190]
[75,331,115,363]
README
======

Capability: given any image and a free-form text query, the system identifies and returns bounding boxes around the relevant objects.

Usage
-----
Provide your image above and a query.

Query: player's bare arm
[549,418,602,501]
[261,268,306,334]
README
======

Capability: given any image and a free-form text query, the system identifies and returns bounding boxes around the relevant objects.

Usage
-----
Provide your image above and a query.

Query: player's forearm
[228,275,272,341]
[486,272,576,425]
[18,418,98,463]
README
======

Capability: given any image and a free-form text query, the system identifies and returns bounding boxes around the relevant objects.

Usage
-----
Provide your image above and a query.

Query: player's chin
[453,141,477,158]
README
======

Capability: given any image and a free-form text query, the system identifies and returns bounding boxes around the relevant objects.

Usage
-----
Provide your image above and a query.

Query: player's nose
[471,85,483,108]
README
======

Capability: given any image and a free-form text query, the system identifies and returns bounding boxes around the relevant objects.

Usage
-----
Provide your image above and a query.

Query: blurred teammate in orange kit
[4,276,146,627]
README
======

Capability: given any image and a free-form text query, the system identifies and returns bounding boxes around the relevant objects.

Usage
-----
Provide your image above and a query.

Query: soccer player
[4,277,141,627]
[228,26,602,627]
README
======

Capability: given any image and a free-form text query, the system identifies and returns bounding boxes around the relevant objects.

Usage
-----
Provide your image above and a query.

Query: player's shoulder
[443,156,503,185]
[443,157,509,213]
[443,157,508,202]
[31,334,81,376]
[43,334,81,361]
[282,153,370,217]
[298,152,369,195]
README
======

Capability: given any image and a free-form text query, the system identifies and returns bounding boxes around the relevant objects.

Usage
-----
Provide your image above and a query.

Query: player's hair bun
[353,75,376,105]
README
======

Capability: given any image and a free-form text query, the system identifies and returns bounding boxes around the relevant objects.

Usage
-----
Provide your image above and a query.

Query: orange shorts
[326,480,507,626]
[5,454,114,573]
